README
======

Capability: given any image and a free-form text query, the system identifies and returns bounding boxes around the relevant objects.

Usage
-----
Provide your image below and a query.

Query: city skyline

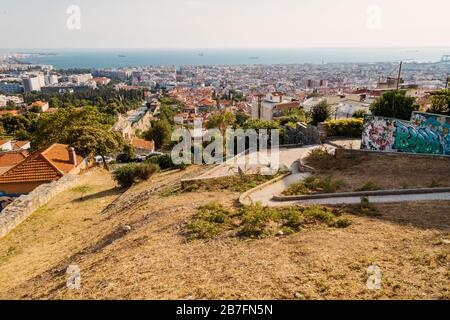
[1,0,450,49]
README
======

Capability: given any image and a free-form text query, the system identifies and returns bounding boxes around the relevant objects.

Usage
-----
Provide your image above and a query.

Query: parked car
[134,155,147,163]
[145,152,164,159]
[116,153,133,163]
[94,155,114,164]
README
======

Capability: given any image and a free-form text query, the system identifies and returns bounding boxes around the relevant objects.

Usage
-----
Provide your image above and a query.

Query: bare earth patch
[305,149,450,192]
[0,165,449,300]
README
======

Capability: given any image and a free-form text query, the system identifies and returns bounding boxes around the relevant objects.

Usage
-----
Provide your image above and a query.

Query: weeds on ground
[161,174,280,198]
[304,146,362,171]
[70,184,95,201]
[185,202,352,240]
[0,246,22,265]
[346,197,382,217]
[282,175,345,196]
[357,181,382,192]
[430,179,442,188]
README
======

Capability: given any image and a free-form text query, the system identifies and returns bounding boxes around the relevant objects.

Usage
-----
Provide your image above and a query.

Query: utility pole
[396,61,403,90]
[446,74,449,90]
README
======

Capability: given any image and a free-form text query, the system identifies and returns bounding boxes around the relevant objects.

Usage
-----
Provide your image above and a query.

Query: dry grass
[305,150,450,192]
[0,165,449,300]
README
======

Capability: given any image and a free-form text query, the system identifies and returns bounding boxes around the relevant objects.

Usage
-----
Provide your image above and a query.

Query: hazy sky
[1,0,450,49]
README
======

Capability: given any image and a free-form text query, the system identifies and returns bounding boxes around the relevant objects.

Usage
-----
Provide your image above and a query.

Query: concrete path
[243,143,450,207]
[198,146,321,179]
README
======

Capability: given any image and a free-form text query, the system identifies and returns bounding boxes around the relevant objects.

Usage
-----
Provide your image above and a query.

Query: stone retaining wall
[0,175,79,239]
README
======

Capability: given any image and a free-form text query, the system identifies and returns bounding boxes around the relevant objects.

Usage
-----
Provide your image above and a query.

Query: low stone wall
[335,148,450,161]
[0,174,79,239]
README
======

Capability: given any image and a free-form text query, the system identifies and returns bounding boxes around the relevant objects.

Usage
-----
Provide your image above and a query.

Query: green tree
[206,111,236,135]
[30,106,105,150]
[370,90,419,120]
[0,114,31,135]
[241,119,288,145]
[430,90,450,115]
[310,100,331,125]
[235,111,250,127]
[5,100,16,109]
[144,119,172,150]
[66,126,125,170]
[48,97,61,108]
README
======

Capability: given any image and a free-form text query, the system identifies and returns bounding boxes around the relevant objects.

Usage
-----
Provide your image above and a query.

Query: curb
[272,187,450,202]
[239,172,292,206]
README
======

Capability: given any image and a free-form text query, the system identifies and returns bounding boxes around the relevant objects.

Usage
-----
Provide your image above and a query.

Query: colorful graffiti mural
[361,112,450,156]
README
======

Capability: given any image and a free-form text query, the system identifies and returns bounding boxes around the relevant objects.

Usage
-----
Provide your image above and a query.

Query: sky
[1,0,450,49]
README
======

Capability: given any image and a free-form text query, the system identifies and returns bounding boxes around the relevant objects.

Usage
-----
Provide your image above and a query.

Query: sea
[3,48,450,69]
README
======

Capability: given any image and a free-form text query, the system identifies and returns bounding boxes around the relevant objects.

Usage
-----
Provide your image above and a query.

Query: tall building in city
[0,82,22,94]
[22,77,42,92]
[45,74,59,85]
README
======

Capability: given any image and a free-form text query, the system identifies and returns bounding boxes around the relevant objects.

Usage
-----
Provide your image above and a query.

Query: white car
[94,156,114,164]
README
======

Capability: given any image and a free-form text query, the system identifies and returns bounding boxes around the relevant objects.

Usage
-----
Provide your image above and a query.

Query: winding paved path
[243,144,450,207]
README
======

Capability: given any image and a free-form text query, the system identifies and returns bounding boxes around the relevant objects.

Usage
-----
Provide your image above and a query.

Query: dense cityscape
[1,0,450,306]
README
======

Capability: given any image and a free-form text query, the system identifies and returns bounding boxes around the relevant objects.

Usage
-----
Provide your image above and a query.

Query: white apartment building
[251,92,300,121]
[45,74,59,85]
[69,73,93,84]
[22,76,41,92]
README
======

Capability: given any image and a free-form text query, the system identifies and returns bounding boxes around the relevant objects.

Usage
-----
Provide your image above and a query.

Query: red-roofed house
[131,138,155,155]
[0,143,86,195]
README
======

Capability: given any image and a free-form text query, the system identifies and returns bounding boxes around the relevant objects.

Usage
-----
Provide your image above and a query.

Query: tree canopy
[144,119,172,150]
[206,111,236,134]
[430,90,450,115]
[370,90,419,120]
[310,100,331,125]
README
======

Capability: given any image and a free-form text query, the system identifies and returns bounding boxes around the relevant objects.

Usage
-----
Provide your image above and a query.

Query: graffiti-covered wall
[361,112,450,156]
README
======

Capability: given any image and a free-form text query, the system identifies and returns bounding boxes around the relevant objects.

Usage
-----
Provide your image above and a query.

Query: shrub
[357,181,381,191]
[310,100,331,125]
[356,197,381,217]
[186,221,222,240]
[146,154,189,170]
[332,218,352,228]
[113,163,159,188]
[352,109,368,118]
[186,202,236,240]
[185,203,352,240]
[323,118,364,138]
[239,204,278,238]
[282,176,345,196]
[430,179,442,188]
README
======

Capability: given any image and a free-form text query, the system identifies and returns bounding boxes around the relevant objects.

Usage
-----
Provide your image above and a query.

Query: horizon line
[2,46,450,51]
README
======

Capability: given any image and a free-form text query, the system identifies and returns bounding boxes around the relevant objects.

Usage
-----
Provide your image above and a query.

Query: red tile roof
[13,141,30,149]
[131,138,155,151]
[0,140,11,147]
[0,110,21,116]
[0,144,83,184]
[274,102,300,111]
[0,151,28,167]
